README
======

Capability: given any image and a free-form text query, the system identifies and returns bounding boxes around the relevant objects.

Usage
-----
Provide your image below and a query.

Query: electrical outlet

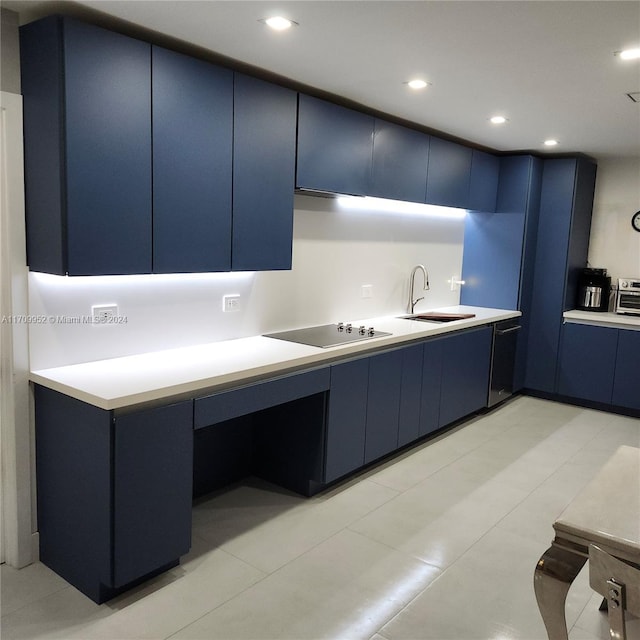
[91,304,118,324]
[223,294,241,312]
[361,284,373,298]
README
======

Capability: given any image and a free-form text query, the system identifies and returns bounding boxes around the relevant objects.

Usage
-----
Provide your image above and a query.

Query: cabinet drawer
[194,368,330,428]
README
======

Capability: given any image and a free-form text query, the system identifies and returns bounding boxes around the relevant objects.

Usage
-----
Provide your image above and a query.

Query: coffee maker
[576,268,611,312]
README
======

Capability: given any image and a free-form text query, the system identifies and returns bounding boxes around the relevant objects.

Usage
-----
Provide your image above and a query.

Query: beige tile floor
[2,396,639,640]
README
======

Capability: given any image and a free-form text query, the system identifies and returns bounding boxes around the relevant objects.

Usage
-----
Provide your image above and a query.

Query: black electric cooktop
[264,323,391,348]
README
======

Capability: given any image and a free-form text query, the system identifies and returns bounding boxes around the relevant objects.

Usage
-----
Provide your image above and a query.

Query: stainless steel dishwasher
[488,319,522,407]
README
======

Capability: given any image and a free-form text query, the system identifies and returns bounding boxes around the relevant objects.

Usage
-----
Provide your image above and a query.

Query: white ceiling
[5,0,640,161]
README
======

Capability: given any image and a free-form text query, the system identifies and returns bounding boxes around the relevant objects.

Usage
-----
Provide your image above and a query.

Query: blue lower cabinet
[112,403,193,588]
[557,323,618,404]
[420,339,444,436]
[34,386,193,603]
[364,350,403,463]
[325,359,369,482]
[439,327,492,427]
[612,329,640,411]
[398,344,426,446]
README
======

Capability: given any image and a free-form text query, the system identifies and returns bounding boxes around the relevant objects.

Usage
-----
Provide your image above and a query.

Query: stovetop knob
[337,322,344,331]
[359,325,366,335]
[345,323,353,333]
[368,327,375,336]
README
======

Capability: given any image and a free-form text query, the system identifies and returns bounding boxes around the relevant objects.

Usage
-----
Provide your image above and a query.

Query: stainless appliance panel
[487,319,521,407]
[616,278,640,316]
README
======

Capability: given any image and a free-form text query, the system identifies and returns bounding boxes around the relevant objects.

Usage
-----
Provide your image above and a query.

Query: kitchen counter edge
[30,306,520,411]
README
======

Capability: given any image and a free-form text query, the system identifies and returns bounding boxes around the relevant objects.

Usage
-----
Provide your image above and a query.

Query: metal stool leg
[534,545,587,640]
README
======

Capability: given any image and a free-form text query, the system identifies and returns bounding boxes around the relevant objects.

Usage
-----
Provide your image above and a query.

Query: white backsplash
[589,157,640,281]
[29,194,465,369]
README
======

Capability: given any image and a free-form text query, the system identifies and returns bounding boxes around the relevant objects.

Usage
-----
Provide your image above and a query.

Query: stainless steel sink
[398,313,476,323]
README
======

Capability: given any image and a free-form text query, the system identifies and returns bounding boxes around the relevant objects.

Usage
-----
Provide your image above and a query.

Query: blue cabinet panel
[425,137,472,209]
[468,150,499,212]
[461,211,525,310]
[35,386,112,602]
[365,350,403,463]
[194,368,330,427]
[370,120,429,203]
[21,16,152,276]
[325,358,369,482]
[612,329,640,410]
[64,19,152,275]
[20,17,66,275]
[564,159,597,311]
[113,401,193,587]
[557,323,618,404]
[526,159,580,393]
[233,75,297,271]
[420,338,444,436]
[439,327,492,427]
[297,94,374,196]
[398,344,425,446]
[152,46,233,273]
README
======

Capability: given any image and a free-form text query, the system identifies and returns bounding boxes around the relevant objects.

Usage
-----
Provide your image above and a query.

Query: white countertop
[563,310,640,330]
[30,305,520,411]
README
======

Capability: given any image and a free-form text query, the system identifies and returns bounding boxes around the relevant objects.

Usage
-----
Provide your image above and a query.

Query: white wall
[588,157,640,280]
[29,195,465,370]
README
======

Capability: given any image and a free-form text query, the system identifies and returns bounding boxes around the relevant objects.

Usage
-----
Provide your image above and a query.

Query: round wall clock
[633,211,640,232]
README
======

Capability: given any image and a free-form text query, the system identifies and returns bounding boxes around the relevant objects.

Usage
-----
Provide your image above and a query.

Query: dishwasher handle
[495,325,522,335]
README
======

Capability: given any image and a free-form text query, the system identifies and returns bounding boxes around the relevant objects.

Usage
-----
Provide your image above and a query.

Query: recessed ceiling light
[406,79,429,90]
[544,139,559,147]
[261,16,298,31]
[618,48,640,60]
[489,116,508,124]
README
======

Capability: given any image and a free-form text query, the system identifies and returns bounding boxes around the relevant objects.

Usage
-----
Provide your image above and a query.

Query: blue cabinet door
[152,46,233,273]
[370,120,429,203]
[21,16,152,276]
[612,329,640,410]
[525,158,595,393]
[398,344,425,446]
[425,137,472,209]
[297,94,374,196]
[439,327,492,427]
[461,211,526,310]
[468,150,499,212]
[233,75,297,271]
[113,401,193,588]
[365,350,403,463]
[325,359,369,482]
[64,19,152,275]
[420,338,444,436]
[557,323,618,404]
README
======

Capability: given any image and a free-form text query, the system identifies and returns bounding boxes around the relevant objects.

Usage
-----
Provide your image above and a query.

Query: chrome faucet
[408,264,430,313]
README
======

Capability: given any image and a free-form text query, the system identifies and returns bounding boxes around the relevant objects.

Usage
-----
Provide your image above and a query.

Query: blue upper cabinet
[152,46,233,273]
[461,155,542,311]
[425,137,472,209]
[21,16,298,275]
[296,94,374,196]
[370,120,429,203]
[468,150,499,212]
[232,75,297,271]
[21,16,152,276]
